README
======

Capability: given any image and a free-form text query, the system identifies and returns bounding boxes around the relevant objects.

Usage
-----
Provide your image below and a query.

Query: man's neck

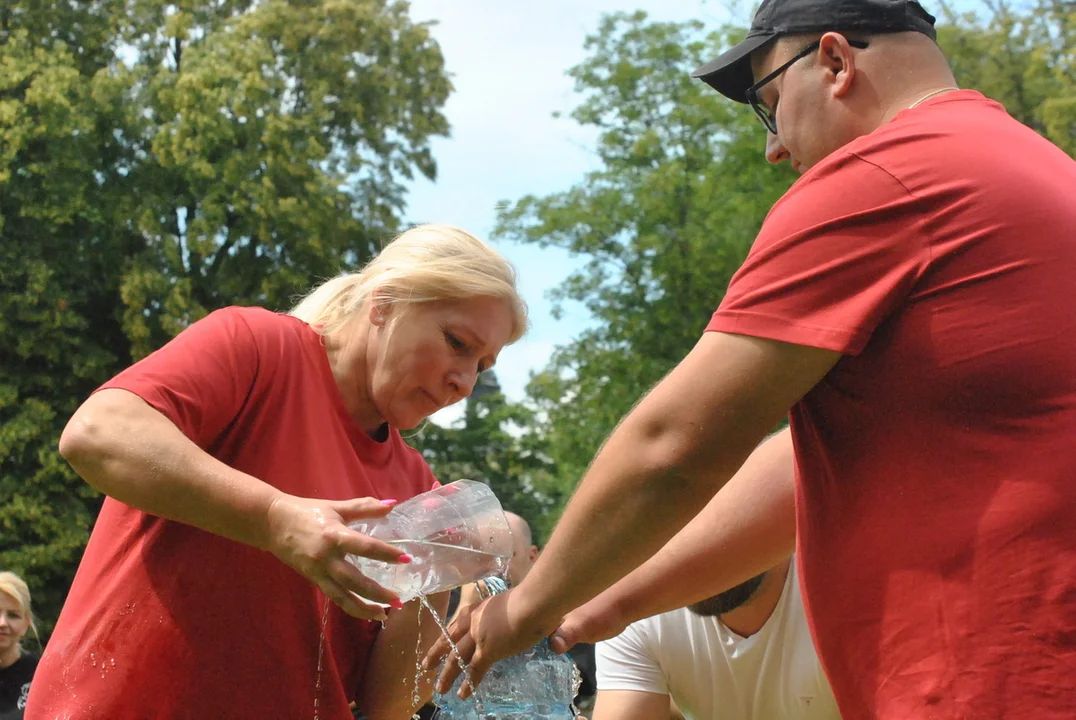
[717,557,791,637]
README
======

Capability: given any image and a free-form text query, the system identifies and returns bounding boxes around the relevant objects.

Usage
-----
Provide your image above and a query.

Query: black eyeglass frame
[746,39,870,135]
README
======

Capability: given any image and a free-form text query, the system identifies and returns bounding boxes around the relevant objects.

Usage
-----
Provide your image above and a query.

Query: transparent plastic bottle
[434,638,581,720]
[345,480,513,603]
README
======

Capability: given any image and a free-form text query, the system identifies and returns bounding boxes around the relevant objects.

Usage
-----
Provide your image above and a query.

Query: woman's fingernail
[398,553,413,564]
[380,498,398,506]
[391,599,405,609]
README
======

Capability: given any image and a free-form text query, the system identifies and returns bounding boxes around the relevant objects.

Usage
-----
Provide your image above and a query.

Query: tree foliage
[0,0,450,635]
[938,0,1075,155]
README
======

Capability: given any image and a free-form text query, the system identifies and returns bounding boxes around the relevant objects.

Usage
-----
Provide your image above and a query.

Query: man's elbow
[58,396,120,486]
[59,412,94,463]
[631,417,740,492]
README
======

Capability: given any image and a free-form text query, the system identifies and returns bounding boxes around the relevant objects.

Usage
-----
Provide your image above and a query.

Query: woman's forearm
[59,388,282,550]
[359,591,451,719]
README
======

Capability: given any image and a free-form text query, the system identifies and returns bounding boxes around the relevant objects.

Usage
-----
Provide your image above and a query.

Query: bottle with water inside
[434,638,581,719]
[345,480,513,603]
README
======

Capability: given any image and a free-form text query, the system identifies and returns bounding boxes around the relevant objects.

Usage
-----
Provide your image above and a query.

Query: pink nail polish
[391,599,404,609]
[380,498,397,506]
[397,553,413,564]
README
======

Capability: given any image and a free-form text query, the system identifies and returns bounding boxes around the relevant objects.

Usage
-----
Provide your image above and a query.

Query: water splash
[418,594,485,714]
[313,596,330,720]
[348,540,509,605]
[569,660,583,718]
[411,598,425,709]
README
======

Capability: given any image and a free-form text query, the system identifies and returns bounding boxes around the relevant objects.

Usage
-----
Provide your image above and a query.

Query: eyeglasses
[746,39,870,135]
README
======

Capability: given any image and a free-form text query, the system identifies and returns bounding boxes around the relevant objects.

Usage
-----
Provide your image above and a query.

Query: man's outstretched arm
[427,332,838,695]
[552,427,796,651]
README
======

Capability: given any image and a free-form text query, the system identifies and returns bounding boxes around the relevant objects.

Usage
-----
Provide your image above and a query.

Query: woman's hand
[265,494,410,620]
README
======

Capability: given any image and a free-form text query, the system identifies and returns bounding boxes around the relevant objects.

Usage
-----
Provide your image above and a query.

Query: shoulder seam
[847,151,934,273]
[228,308,263,425]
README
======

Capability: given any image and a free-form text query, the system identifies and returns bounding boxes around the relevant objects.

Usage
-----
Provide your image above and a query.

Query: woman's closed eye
[444,330,467,352]
[444,328,492,373]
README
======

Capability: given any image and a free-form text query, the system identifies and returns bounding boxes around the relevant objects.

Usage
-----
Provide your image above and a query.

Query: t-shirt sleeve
[390,441,444,502]
[708,152,930,355]
[595,620,669,695]
[99,307,259,450]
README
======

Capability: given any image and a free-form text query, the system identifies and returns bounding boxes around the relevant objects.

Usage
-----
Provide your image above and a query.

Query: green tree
[1,2,135,635]
[493,12,797,505]
[939,0,1075,155]
[0,0,450,635]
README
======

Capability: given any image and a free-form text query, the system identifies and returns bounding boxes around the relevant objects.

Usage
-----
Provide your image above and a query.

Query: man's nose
[765,131,791,166]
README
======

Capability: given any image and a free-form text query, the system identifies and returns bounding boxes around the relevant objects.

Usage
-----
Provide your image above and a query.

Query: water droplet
[411,598,424,708]
[419,594,486,714]
[313,596,330,720]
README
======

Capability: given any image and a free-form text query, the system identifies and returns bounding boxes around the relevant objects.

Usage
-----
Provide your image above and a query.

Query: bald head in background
[504,511,539,587]
[450,511,540,618]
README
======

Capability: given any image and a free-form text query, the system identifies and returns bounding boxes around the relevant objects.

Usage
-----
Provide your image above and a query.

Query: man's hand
[423,588,552,699]
[550,595,629,653]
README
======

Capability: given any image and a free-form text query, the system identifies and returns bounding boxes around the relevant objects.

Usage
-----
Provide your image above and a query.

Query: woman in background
[0,571,37,720]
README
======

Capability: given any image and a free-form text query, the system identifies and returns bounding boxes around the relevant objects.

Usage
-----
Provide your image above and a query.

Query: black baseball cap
[692,0,938,103]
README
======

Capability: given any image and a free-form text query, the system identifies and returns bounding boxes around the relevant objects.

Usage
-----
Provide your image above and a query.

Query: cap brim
[691,32,776,104]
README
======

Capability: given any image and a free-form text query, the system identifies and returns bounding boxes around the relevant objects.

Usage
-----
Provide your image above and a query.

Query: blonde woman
[0,572,36,719]
[28,225,527,720]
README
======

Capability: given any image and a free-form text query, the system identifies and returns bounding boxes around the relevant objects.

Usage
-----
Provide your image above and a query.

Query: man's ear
[818,32,857,98]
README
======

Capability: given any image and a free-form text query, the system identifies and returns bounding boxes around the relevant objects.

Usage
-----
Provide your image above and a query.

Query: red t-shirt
[27,307,437,720]
[708,91,1076,718]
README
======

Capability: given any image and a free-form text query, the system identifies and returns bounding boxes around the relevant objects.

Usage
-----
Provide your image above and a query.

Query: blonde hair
[0,571,36,653]
[290,224,528,342]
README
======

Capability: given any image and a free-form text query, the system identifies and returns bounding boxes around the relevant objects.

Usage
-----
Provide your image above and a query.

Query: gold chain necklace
[908,86,960,109]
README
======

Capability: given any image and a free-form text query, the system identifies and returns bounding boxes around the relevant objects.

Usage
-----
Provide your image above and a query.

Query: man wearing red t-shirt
[429,2,1076,718]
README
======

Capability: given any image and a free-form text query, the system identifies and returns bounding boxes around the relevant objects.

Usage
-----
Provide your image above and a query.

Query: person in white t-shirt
[594,556,839,720]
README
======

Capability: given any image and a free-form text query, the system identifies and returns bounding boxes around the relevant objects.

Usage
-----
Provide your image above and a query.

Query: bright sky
[403,0,743,425]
